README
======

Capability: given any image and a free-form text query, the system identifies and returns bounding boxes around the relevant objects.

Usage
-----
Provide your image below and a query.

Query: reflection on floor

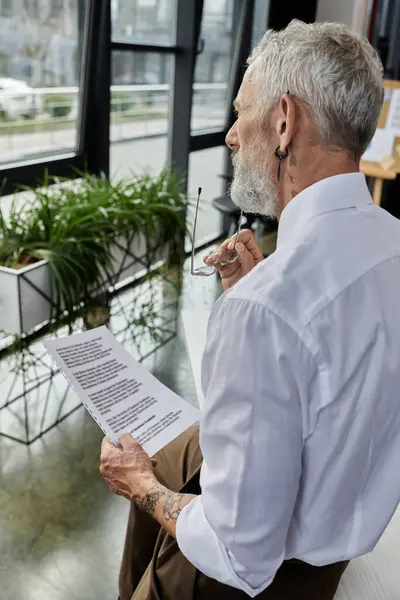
[0,253,222,600]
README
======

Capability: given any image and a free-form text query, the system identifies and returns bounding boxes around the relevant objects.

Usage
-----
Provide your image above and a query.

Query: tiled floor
[0,253,222,600]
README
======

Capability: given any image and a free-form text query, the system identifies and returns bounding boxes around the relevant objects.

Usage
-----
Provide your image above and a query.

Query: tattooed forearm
[136,483,196,537]
[162,491,189,521]
[136,485,166,516]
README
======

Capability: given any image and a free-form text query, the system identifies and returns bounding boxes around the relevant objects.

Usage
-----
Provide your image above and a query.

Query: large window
[191,0,236,132]
[0,0,257,236]
[112,51,172,86]
[110,50,173,174]
[110,0,177,178]
[187,147,226,248]
[111,0,176,46]
[111,136,168,179]
[0,0,85,164]
[111,52,172,144]
[252,0,270,45]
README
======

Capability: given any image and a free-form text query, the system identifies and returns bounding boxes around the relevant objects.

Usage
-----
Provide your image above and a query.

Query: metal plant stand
[0,255,181,445]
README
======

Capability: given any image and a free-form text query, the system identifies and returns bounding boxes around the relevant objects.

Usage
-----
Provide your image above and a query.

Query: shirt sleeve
[176,295,315,597]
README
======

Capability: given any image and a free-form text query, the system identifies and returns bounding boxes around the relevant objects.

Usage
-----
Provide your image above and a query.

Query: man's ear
[275,93,295,152]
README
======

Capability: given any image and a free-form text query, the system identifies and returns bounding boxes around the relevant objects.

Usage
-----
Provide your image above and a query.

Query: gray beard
[230,154,277,217]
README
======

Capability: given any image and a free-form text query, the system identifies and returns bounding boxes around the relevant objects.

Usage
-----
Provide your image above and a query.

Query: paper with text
[385,89,400,133]
[362,129,395,163]
[43,326,200,456]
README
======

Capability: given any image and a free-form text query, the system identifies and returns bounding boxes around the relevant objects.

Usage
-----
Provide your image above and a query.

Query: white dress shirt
[176,173,400,597]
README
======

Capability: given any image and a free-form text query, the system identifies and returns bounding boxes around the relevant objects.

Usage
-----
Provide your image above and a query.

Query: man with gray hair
[100,20,400,600]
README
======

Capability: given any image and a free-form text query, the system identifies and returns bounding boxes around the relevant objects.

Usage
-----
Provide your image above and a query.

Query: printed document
[385,89,400,133]
[43,326,200,456]
[362,129,395,163]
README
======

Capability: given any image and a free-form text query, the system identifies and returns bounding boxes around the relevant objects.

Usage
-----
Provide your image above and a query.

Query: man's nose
[225,122,239,151]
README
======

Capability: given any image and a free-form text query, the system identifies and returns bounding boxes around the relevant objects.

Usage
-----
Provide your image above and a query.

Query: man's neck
[277,148,360,219]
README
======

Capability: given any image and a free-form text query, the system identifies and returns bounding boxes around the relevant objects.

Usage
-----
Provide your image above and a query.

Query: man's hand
[100,433,196,538]
[204,229,264,291]
[100,434,157,502]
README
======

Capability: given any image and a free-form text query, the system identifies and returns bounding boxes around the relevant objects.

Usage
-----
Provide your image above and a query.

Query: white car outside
[0,78,38,120]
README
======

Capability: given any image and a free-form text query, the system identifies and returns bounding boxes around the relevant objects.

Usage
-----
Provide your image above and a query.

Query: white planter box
[102,234,167,291]
[0,260,55,336]
[0,237,168,336]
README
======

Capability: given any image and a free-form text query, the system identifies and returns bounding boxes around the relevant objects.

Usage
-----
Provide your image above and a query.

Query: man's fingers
[101,436,115,454]
[119,432,139,450]
[204,235,236,264]
[204,229,263,268]
[217,259,240,277]
[119,433,146,454]
[235,242,256,274]
[218,238,231,251]
[233,229,264,262]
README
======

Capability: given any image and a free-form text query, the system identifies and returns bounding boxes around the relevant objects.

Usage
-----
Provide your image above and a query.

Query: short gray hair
[247,20,384,156]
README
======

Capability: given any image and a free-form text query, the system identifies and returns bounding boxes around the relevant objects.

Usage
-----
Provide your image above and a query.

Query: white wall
[316,0,371,34]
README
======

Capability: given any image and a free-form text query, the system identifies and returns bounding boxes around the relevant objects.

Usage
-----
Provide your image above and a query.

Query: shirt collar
[277,173,373,248]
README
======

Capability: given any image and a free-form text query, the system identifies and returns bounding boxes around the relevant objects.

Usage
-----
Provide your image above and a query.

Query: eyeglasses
[190,187,243,277]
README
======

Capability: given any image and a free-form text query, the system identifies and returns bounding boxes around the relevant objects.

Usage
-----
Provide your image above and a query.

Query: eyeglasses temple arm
[190,187,202,275]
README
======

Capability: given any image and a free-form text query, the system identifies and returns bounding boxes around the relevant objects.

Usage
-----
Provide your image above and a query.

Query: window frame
[0,0,93,195]
[0,0,259,202]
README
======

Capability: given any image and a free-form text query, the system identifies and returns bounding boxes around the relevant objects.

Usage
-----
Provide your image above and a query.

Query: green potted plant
[0,169,188,336]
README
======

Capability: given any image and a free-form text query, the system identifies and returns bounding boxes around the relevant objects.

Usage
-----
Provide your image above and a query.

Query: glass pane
[111,135,168,179]
[111,51,172,177]
[186,147,226,249]
[252,0,270,46]
[191,0,236,132]
[0,0,85,164]
[112,0,176,46]
[111,52,171,145]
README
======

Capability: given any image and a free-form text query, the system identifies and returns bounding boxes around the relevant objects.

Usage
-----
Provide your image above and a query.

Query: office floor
[0,254,222,600]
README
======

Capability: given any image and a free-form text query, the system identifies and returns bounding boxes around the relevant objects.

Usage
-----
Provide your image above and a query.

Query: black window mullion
[224,0,256,183]
[225,0,256,133]
[190,130,227,152]
[111,42,180,54]
[77,0,95,155]
[80,0,111,177]
[168,0,204,186]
